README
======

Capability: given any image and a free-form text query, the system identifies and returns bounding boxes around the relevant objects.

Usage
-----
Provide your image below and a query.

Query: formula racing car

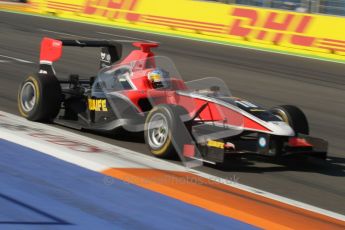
[17,37,328,165]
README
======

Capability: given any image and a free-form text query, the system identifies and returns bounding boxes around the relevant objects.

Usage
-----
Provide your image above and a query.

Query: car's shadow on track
[72,126,146,143]
[97,128,345,177]
[210,155,345,177]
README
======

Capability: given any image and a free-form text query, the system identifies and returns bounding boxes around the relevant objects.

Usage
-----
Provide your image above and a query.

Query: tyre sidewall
[18,75,41,120]
[145,106,174,158]
[18,74,61,121]
[145,105,188,158]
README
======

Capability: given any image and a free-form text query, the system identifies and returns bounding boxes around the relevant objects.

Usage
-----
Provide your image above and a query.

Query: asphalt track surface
[0,11,344,214]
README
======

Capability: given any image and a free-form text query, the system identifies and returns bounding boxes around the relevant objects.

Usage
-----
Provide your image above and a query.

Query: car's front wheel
[144,104,189,159]
[270,105,309,135]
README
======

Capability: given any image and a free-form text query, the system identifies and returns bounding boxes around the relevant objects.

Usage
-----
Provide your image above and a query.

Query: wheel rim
[147,112,169,150]
[20,82,36,112]
[274,109,289,123]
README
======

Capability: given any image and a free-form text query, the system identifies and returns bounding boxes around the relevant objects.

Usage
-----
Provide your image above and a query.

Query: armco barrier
[4,0,345,62]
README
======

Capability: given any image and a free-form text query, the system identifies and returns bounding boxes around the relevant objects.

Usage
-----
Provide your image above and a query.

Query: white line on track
[39,29,98,40]
[0,54,33,63]
[0,110,344,222]
[97,32,158,43]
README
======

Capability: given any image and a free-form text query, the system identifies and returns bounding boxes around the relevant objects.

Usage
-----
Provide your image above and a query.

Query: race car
[17,37,328,165]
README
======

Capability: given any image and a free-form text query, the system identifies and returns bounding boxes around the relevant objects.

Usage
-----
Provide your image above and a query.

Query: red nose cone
[132,42,159,52]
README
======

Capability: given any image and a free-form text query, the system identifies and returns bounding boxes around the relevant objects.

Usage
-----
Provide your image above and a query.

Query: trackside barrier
[3,0,345,61]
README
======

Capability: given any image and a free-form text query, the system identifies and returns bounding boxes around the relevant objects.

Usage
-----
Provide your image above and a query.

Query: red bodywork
[115,44,269,132]
[39,37,270,133]
[288,137,312,147]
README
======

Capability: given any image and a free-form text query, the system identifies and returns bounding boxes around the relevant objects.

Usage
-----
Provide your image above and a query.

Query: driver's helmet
[147,68,169,89]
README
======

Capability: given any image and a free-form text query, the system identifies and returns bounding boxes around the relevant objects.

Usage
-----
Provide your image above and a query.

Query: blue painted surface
[0,139,258,230]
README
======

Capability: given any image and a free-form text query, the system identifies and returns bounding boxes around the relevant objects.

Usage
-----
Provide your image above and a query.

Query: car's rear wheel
[144,104,189,159]
[270,105,309,135]
[18,74,61,121]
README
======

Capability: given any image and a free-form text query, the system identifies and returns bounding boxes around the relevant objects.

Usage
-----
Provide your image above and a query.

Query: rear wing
[39,37,122,75]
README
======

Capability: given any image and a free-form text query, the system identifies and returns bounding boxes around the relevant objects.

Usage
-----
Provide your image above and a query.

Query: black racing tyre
[18,74,61,122]
[270,105,309,135]
[144,104,189,159]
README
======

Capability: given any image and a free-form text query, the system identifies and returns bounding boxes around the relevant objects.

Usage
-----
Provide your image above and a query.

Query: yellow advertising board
[6,0,345,61]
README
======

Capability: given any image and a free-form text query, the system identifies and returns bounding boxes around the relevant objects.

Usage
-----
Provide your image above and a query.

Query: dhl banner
[4,0,345,61]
